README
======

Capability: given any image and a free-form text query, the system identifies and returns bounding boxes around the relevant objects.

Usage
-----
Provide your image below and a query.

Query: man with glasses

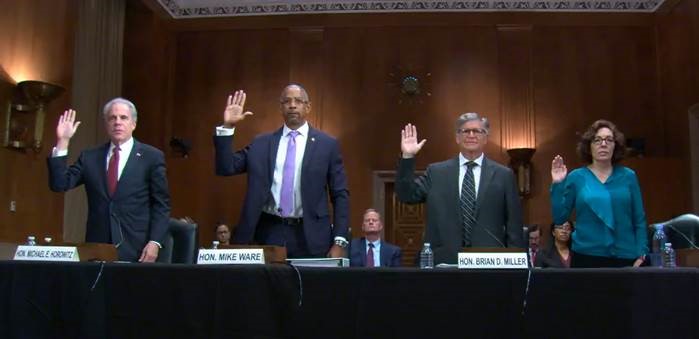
[396,113,524,264]
[213,83,349,258]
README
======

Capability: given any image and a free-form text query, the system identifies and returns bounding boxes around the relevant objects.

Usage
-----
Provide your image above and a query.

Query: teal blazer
[551,166,648,259]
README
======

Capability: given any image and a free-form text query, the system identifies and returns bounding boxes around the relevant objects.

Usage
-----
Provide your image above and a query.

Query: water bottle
[662,242,676,268]
[26,236,36,246]
[419,243,434,269]
[651,224,667,267]
[212,240,219,249]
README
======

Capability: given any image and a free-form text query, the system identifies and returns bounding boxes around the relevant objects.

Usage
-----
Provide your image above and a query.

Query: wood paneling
[0,0,76,243]
[118,3,696,249]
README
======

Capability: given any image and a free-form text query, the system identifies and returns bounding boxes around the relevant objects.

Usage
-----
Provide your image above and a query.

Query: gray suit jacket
[396,156,524,264]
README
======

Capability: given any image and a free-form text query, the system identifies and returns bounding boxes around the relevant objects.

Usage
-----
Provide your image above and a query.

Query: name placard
[458,252,529,269]
[14,246,80,262]
[197,248,265,265]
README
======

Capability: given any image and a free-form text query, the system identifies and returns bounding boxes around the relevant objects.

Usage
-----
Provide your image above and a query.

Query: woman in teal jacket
[550,120,648,268]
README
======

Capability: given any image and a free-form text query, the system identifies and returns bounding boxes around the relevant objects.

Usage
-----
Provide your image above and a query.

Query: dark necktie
[107,145,121,196]
[366,243,375,267]
[461,161,477,246]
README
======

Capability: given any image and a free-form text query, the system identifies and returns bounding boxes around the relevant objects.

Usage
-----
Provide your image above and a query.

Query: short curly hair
[576,119,626,164]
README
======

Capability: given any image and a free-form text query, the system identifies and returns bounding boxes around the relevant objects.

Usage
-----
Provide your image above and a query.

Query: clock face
[401,76,420,96]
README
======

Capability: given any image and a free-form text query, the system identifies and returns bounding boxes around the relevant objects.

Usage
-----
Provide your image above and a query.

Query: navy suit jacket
[214,126,349,255]
[47,140,171,262]
[349,238,402,267]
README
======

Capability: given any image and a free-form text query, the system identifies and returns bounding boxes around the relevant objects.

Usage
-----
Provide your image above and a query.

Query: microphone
[482,226,506,248]
[666,224,699,250]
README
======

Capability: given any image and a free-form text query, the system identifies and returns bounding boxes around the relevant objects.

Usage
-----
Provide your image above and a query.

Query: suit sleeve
[213,134,249,176]
[504,168,524,248]
[148,150,171,244]
[395,157,429,204]
[328,140,350,239]
[47,153,86,192]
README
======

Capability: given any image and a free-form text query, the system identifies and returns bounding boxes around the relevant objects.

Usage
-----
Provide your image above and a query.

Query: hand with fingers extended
[551,155,568,183]
[223,90,254,128]
[400,123,427,158]
[55,109,81,151]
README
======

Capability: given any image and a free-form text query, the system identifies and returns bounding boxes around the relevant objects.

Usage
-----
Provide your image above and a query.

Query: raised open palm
[551,155,568,183]
[400,123,427,157]
[56,109,81,140]
[223,90,254,127]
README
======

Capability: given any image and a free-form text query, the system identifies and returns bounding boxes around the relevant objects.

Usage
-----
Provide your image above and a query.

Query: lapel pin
[136,153,142,157]
[311,137,315,142]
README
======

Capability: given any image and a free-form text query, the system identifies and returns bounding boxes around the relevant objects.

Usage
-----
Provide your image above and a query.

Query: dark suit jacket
[47,140,171,262]
[396,156,524,264]
[349,238,402,267]
[214,126,349,255]
[534,246,571,268]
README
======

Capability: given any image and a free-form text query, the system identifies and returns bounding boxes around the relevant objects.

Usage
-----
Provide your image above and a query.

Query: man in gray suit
[395,113,524,264]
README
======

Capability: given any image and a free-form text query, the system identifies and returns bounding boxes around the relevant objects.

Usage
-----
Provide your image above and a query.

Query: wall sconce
[507,147,536,196]
[3,80,64,151]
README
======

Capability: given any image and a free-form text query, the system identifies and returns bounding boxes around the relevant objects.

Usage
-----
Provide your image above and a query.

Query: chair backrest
[650,214,699,250]
[157,218,199,264]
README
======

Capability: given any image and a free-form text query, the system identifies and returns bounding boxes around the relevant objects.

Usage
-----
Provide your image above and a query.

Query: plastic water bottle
[662,242,676,268]
[419,243,434,269]
[26,236,36,246]
[651,224,667,267]
[212,240,219,249]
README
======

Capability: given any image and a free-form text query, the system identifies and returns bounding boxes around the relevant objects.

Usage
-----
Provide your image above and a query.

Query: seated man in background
[215,221,231,246]
[528,224,541,267]
[349,209,402,267]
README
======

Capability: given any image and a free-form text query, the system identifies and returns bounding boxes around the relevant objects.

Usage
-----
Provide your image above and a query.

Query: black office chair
[157,218,199,264]
[650,214,699,250]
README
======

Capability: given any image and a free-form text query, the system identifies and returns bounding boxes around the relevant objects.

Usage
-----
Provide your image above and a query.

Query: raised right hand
[400,123,427,158]
[551,155,568,183]
[223,90,254,128]
[56,109,81,142]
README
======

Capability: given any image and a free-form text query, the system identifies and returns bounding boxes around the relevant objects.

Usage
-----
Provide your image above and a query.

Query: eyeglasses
[280,97,308,105]
[592,137,615,146]
[457,128,486,136]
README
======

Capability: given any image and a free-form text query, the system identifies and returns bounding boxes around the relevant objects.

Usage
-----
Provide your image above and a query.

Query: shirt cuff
[215,126,235,136]
[52,147,68,157]
[334,236,347,242]
[149,240,162,249]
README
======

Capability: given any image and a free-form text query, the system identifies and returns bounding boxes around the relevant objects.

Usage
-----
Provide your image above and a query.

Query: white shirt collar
[111,137,134,153]
[283,122,309,137]
[459,152,484,167]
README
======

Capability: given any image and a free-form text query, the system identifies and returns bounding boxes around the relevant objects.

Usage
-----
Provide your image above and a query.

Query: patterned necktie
[366,243,375,267]
[461,161,477,246]
[279,130,299,216]
[107,145,121,196]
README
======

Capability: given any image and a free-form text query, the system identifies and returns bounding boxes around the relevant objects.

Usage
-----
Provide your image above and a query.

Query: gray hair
[455,112,489,134]
[103,97,138,122]
[280,83,310,102]
[363,208,382,221]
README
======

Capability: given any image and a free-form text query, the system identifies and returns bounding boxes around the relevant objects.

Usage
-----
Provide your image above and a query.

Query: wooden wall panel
[0,0,76,243]
[656,0,699,214]
[120,4,697,248]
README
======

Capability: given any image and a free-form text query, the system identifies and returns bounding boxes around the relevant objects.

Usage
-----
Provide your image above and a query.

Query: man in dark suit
[395,113,524,264]
[213,84,349,258]
[47,98,170,262]
[349,209,402,267]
